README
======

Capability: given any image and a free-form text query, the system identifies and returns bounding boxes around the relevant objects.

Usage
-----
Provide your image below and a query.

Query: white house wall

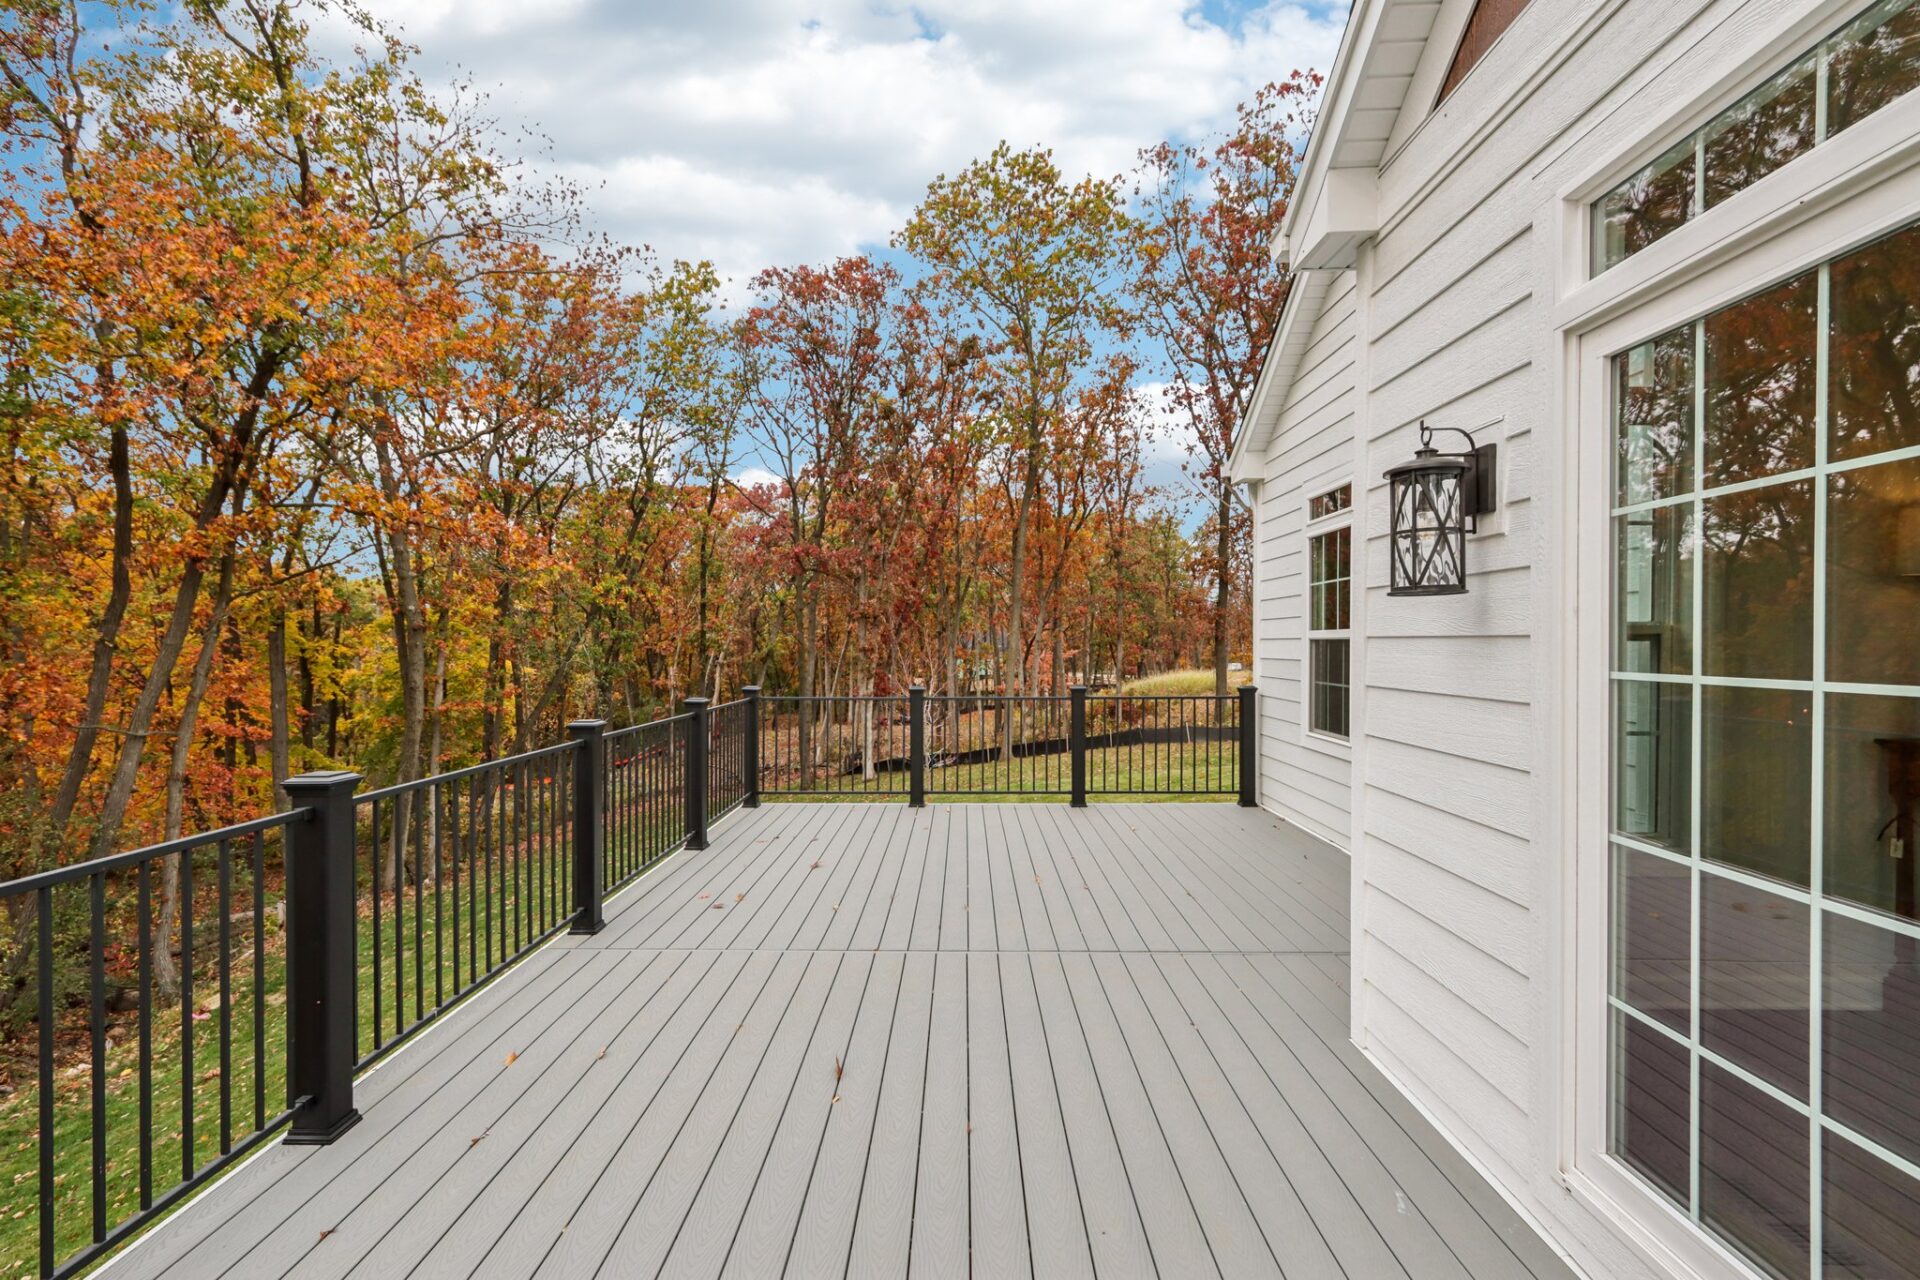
[1296,0,1869,1276]
[1255,270,1358,849]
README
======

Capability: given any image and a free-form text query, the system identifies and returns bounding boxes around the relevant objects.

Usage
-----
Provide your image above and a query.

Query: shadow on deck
[102,803,1573,1279]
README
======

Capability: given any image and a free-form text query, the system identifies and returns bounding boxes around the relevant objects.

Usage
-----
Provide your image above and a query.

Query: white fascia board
[1227,270,1334,484]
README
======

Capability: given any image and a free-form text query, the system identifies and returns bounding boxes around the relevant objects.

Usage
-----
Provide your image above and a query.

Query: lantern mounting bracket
[1415,421,1498,529]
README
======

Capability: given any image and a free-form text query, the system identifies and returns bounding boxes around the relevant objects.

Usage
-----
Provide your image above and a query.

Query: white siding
[1247,1,1855,1275]
[1254,270,1358,849]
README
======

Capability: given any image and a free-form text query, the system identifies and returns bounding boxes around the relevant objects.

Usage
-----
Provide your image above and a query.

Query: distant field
[1117,668,1252,696]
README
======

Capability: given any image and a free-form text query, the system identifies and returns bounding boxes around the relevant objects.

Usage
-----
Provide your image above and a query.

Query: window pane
[1310,638,1349,738]
[1702,56,1817,211]
[1823,1130,1920,1278]
[1702,479,1814,680]
[1827,0,1920,138]
[1612,1010,1691,1206]
[1824,694,1920,923]
[1616,325,1696,505]
[1829,221,1920,463]
[1822,911,1920,1167]
[1615,507,1694,675]
[1594,140,1694,272]
[1827,457,1920,688]
[1612,844,1692,1032]
[1701,873,1810,1100]
[1310,484,1352,520]
[1310,528,1351,631]
[1701,685,1812,887]
[1699,1061,1812,1280]
[1705,271,1817,488]
[1614,679,1692,854]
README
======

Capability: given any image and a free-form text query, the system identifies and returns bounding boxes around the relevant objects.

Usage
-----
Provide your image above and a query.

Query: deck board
[101,804,1574,1280]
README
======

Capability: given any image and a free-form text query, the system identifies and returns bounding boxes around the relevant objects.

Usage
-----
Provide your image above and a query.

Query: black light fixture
[1384,421,1498,597]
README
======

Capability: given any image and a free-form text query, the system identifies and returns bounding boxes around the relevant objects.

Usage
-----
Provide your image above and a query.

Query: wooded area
[0,0,1311,882]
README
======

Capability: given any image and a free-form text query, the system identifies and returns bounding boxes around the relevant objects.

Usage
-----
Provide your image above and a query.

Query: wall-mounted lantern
[1384,422,1499,597]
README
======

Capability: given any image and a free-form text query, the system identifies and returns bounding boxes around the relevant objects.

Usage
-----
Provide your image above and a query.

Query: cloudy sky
[336,1,1345,289]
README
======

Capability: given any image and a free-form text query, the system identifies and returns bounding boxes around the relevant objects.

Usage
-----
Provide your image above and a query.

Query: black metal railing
[350,740,577,1068]
[2,811,305,1279]
[3,681,1256,1278]
[756,685,1258,805]
[757,695,913,798]
[603,715,689,895]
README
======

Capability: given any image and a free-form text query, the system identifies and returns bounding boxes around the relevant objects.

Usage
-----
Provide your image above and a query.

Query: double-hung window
[1307,485,1353,740]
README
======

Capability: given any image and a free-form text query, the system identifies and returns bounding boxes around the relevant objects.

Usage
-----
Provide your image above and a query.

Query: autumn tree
[898,143,1132,697]
[1133,74,1316,693]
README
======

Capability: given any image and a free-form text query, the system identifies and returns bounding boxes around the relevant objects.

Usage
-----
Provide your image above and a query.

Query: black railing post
[908,685,926,808]
[685,696,711,850]
[1237,684,1259,807]
[282,770,363,1145]
[567,719,606,935]
[742,686,761,808]
[1070,685,1088,807]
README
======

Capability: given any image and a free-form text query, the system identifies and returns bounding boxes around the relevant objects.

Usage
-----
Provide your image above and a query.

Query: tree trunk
[157,551,235,1001]
[267,612,290,811]
[375,437,428,888]
[1214,480,1232,697]
[47,423,133,856]
[797,591,815,788]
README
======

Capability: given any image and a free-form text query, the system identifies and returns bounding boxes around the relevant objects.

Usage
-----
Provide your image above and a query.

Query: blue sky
[316,1,1347,495]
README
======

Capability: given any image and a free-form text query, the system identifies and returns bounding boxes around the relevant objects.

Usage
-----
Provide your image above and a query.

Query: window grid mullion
[1807,259,1831,1275]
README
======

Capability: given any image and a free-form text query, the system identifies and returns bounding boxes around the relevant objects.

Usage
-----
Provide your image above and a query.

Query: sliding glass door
[1607,220,1920,1278]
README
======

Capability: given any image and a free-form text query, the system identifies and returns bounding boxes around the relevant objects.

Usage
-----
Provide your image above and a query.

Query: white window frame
[1304,481,1354,748]
[1558,110,1920,1280]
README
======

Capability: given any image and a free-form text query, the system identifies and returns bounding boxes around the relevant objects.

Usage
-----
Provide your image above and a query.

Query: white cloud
[731,465,783,490]
[331,1,1343,286]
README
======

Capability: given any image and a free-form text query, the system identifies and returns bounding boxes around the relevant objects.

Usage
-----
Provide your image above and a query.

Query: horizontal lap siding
[1346,2,1821,1274]
[1257,270,1359,850]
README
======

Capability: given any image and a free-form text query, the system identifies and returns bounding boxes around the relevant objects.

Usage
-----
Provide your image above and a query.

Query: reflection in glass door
[1607,221,1920,1279]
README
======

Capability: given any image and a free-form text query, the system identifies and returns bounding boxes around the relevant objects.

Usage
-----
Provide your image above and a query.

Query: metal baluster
[412,789,424,1023]
[180,847,194,1181]
[137,860,153,1210]
[89,873,107,1244]
[371,798,384,1053]
[38,886,55,1278]
[434,781,445,1009]
[253,832,266,1129]
[218,840,232,1152]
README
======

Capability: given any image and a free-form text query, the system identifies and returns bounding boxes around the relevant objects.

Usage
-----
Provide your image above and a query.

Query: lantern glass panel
[1389,461,1468,594]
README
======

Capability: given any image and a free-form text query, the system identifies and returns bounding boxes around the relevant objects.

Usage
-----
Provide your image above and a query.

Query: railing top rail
[356,738,579,805]
[708,697,749,712]
[605,711,693,741]
[0,807,310,898]
[761,694,911,703]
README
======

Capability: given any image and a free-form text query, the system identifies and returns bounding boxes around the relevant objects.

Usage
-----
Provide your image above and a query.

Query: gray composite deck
[103,803,1573,1280]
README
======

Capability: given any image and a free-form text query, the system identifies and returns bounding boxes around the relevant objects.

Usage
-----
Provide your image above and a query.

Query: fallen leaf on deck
[503,1051,519,1066]
[734,893,745,903]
